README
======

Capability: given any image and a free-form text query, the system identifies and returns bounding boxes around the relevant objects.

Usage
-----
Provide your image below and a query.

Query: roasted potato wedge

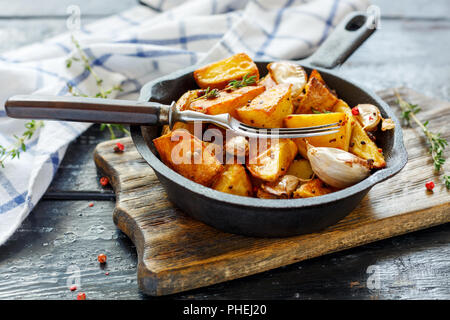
[189,85,265,118]
[237,84,293,128]
[293,178,335,198]
[153,130,224,186]
[295,70,338,114]
[286,159,314,181]
[258,74,277,90]
[284,112,352,158]
[175,90,200,111]
[194,53,259,89]
[334,99,386,168]
[212,164,253,197]
[247,139,298,182]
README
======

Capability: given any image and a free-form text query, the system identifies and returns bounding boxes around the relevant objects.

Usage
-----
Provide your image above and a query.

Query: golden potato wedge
[153,130,224,186]
[247,138,298,182]
[334,99,386,168]
[212,164,253,197]
[237,84,294,128]
[295,70,338,114]
[293,178,335,198]
[189,85,265,118]
[286,159,314,181]
[161,90,202,135]
[284,112,352,158]
[194,53,259,89]
[259,74,277,90]
[175,90,200,111]
[309,69,325,85]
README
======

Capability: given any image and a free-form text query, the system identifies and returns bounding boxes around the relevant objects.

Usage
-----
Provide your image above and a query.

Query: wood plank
[93,88,450,296]
[0,200,141,300]
[0,199,447,299]
[46,125,125,195]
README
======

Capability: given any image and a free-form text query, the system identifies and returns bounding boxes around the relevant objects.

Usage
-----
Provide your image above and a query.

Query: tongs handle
[4,95,172,125]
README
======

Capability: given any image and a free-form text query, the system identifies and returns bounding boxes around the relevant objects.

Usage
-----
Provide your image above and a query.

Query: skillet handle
[301,11,377,69]
[4,95,172,125]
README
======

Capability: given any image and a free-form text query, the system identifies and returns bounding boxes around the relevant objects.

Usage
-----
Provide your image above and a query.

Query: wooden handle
[5,95,171,125]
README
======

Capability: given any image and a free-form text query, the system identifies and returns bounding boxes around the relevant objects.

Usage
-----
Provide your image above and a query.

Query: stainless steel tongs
[5,95,340,138]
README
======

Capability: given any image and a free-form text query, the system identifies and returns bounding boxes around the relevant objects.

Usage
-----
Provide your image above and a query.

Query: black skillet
[5,12,408,237]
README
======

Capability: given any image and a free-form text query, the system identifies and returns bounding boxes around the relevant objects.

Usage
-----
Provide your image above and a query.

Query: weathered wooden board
[94,88,449,296]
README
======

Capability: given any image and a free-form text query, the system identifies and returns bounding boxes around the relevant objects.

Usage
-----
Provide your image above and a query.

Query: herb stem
[395,90,449,188]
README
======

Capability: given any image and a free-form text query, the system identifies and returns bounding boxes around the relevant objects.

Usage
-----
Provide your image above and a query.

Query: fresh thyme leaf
[191,87,220,102]
[444,175,450,189]
[395,90,448,184]
[226,73,257,90]
[0,120,44,168]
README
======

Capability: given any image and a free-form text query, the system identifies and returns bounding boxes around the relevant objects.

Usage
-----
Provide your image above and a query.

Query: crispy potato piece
[334,99,386,168]
[176,90,200,111]
[309,69,325,85]
[286,159,314,181]
[293,178,335,198]
[189,85,265,118]
[237,84,293,128]
[162,90,202,135]
[295,70,338,114]
[194,53,259,89]
[212,164,253,197]
[247,139,298,182]
[259,74,277,90]
[153,130,224,186]
[284,112,352,158]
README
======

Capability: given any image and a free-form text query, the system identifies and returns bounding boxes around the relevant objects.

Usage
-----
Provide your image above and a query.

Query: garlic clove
[306,143,371,189]
[355,104,381,131]
[267,61,307,98]
[260,174,301,198]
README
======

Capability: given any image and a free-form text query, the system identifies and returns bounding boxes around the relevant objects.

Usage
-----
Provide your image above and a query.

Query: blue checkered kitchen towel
[0,0,369,245]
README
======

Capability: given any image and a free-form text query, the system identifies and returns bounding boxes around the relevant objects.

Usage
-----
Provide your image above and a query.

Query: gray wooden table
[0,0,448,300]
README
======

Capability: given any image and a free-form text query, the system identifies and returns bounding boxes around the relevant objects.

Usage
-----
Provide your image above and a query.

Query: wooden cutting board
[93,88,449,296]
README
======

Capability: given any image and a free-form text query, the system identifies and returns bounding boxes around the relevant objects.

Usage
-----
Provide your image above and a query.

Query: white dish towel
[0,0,369,245]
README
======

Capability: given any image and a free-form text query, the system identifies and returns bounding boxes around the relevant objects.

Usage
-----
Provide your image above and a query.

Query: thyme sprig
[226,73,256,90]
[395,90,449,188]
[444,175,450,189]
[0,120,44,168]
[66,35,129,139]
[191,87,220,102]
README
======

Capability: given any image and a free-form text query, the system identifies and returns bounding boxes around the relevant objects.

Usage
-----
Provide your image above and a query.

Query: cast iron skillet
[131,11,407,237]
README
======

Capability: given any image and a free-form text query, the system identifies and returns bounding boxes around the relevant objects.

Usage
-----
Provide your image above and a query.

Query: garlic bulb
[355,104,381,131]
[267,61,307,98]
[306,144,371,189]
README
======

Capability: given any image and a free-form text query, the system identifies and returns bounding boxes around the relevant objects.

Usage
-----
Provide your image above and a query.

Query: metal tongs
[5,95,340,138]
